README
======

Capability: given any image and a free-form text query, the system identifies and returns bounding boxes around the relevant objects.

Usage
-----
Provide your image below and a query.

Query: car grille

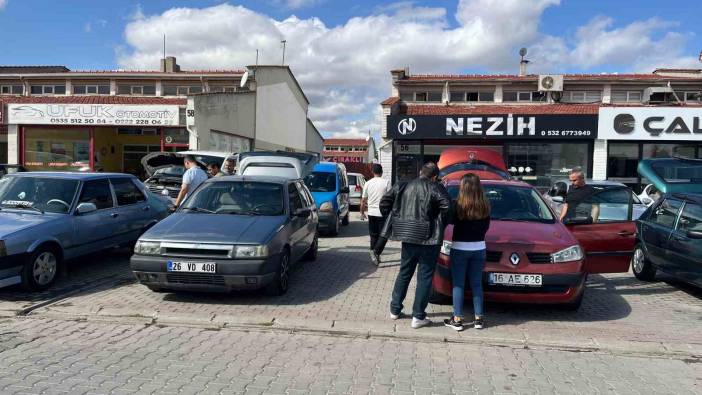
[147,185,179,198]
[164,247,230,258]
[526,253,552,264]
[166,273,225,286]
[486,251,503,262]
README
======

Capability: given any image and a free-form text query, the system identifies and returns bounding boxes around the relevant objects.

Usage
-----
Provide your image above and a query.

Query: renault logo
[397,118,417,136]
[510,253,520,265]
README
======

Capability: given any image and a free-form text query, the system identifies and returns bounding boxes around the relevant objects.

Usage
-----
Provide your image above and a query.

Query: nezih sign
[599,107,702,141]
[7,103,180,126]
[387,114,598,140]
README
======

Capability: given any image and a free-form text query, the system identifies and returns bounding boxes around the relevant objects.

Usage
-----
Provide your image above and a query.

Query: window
[607,143,639,183]
[74,84,110,95]
[643,144,698,159]
[575,187,631,223]
[415,92,427,101]
[184,181,284,215]
[163,85,204,95]
[79,179,114,210]
[0,85,23,94]
[117,84,156,95]
[505,143,590,190]
[681,91,702,102]
[503,91,544,102]
[296,182,313,207]
[288,184,304,212]
[611,91,642,103]
[399,92,413,101]
[209,85,237,93]
[563,91,602,103]
[413,92,442,102]
[678,203,702,232]
[111,178,146,206]
[650,199,682,228]
[450,91,494,102]
[30,85,65,95]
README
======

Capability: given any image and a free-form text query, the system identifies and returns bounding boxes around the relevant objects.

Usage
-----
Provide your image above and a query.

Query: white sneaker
[411,317,432,329]
[390,312,401,320]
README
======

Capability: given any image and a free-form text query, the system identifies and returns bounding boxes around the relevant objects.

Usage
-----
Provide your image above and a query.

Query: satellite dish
[519,47,528,57]
[240,70,249,88]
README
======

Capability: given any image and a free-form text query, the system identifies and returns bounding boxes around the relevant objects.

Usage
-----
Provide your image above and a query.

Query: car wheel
[328,215,339,236]
[147,285,169,293]
[266,251,291,296]
[22,246,60,291]
[303,234,318,261]
[342,213,350,226]
[632,244,656,281]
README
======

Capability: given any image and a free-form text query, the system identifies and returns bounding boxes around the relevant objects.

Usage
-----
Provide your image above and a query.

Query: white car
[637,184,659,207]
[347,172,366,208]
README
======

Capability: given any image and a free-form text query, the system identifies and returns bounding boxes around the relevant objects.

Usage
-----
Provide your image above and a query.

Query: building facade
[322,137,377,163]
[0,58,322,176]
[380,68,702,192]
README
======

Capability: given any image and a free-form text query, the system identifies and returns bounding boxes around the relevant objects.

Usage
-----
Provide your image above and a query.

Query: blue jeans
[449,249,486,318]
[390,243,440,320]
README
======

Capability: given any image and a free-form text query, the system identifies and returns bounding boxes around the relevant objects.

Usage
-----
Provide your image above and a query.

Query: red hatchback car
[433,179,636,310]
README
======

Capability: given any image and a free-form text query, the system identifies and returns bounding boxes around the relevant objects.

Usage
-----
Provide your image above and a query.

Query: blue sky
[1,0,701,137]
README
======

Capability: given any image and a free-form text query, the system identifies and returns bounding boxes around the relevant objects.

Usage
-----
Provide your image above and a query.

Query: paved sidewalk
[0,317,699,395]
[23,214,702,356]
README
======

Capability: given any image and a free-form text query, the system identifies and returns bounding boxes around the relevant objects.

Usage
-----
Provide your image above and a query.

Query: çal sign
[7,104,180,126]
[599,107,702,141]
[388,114,598,140]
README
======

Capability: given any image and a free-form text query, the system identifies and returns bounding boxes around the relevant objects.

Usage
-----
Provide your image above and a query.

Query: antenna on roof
[255,49,259,66]
[163,34,166,64]
[281,40,287,66]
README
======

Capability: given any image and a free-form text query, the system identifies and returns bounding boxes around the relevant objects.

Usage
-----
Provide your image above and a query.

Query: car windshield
[439,162,510,180]
[0,176,79,214]
[153,166,185,177]
[305,171,336,192]
[447,184,555,223]
[182,181,284,215]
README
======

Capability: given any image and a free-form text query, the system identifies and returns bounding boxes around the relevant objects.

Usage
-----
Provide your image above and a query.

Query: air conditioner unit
[538,75,564,92]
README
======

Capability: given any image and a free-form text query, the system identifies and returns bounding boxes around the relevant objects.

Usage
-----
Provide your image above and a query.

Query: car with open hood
[631,157,702,287]
[0,172,169,290]
[438,147,510,182]
[130,151,319,295]
[141,151,238,201]
[433,178,636,310]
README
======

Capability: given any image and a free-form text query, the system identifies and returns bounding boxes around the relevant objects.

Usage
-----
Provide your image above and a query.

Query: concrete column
[592,139,608,181]
[23,80,30,96]
[7,124,18,165]
[110,79,117,95]
[156,81,163,96]
[602,84,612,104]
[494,85,503,103]
[65,80,72,95]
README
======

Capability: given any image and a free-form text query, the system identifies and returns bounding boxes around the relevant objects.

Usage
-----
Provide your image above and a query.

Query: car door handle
[110,213,119,218]
[617,231,635,236]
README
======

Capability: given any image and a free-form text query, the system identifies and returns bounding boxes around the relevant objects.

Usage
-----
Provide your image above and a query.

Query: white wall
[592,139,608,181]
[255,81,307,151]
[6,125,18,164]
[379,142,393,182]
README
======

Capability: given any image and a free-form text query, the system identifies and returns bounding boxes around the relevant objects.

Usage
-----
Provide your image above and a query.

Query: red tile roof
[323,138,369,146]
[67,70,244,74]
[380,97,401,106]
[404,104,601,115]
[402,73,702,82]
[0,96,186,105]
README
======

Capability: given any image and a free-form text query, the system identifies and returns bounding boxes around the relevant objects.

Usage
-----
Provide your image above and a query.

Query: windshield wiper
[2,204,44,214]
[227,210,263,216]
[181,207,214,214]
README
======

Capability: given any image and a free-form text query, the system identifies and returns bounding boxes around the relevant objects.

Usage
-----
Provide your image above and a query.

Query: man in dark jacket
[380,162,450,329]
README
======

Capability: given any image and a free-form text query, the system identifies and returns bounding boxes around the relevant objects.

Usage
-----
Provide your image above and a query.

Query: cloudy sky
[1,0,701,139]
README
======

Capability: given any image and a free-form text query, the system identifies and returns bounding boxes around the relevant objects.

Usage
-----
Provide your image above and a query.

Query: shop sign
[599,107,702,141]
[324,156,365,163]
[387,115,598,140]
[7,103,180,126]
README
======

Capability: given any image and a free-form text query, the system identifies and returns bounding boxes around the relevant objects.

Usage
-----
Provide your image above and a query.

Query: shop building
[322,137,377,163]
[0,59,322,175]
[379,68,702,192]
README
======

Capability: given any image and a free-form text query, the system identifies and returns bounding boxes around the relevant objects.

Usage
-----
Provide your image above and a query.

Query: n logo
[397,118,417,136]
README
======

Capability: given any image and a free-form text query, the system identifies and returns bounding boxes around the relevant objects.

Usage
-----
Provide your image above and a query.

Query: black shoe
[443,317,464,331]
[473,318,485,330]
[374,252,382,265]
[369,251,379,266]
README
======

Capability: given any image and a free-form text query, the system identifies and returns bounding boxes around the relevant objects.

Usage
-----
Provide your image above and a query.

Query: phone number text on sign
[540,130,593,137]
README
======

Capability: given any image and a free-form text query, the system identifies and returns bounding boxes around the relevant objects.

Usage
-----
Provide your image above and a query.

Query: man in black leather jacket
[380,162,450,329]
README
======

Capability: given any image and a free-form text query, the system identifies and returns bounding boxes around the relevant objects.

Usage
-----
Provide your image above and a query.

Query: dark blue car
[632,158,702,286]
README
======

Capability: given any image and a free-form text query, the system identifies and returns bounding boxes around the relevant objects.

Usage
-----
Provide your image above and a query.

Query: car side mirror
[340,186,350,194]
[552,196,564,203]
[562,216,593,226]
[294,208,311,218]
[76,202,97,215]
[686,230,702,239]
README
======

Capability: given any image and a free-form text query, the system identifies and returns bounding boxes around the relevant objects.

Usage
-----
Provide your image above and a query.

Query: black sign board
[387,114,598,140]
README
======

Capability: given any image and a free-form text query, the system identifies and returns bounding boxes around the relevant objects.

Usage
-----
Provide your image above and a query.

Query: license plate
[167,261,216,273]
[489,273,542,287]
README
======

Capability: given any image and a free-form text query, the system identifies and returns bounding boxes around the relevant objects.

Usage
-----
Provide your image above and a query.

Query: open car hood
[141,152,207,177]
[438,147,510,180]
[637,157,702,194]
[238,151,318,179]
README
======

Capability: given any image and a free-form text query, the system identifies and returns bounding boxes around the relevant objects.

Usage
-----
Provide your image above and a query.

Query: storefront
[6,101,185,176]
[386,113,598,191]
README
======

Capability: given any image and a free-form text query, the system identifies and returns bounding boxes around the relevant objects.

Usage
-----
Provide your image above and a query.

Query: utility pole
[281,40,287,66]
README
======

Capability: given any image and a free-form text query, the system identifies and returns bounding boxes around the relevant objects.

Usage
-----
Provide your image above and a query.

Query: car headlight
[551,245,583,263]
[0,241,6,257]
[134,241,161,255]
[319,202,334,212]
[440,240,452,256]
[234,245,268,258]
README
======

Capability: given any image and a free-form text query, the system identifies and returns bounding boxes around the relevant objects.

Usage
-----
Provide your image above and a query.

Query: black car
[632,158,702,286]
[0,164,27,178]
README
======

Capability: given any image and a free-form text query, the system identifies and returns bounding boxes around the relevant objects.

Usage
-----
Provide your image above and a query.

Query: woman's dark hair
[456,173,490,220]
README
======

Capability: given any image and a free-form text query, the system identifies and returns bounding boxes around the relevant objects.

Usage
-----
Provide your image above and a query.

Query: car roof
[204,175,294,185]
[553,178,626,187]
[347,172,364,177]
[314,162,340,172]
[7,172,134,180]
[177,150,236,158]
[445,179,533,188]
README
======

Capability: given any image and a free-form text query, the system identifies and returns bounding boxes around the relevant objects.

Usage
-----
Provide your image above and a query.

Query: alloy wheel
[632,247,645,274]
[33,252,57,286]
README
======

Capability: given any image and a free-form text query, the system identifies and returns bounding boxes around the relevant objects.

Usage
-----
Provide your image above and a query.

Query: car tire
[428,286,451,305]
[303,234,319,261]
[265,251,291,296]
[328,215,339,236]
[22,246,60,291]
[147,285,169,293]
[632,244,656,281]
[342,213,350,226]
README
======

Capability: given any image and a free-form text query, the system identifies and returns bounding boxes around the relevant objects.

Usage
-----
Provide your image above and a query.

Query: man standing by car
[175,155,208,207]
[208,162,223,177]
[223,157,237,175]
[560,168,599,221]
[381,163,450,329]
[360,164,391,265]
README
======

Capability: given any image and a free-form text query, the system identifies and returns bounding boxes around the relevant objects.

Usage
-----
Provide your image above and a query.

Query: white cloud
[117,1,698,139]
[0,0,7,10]
[283,0,322,9]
